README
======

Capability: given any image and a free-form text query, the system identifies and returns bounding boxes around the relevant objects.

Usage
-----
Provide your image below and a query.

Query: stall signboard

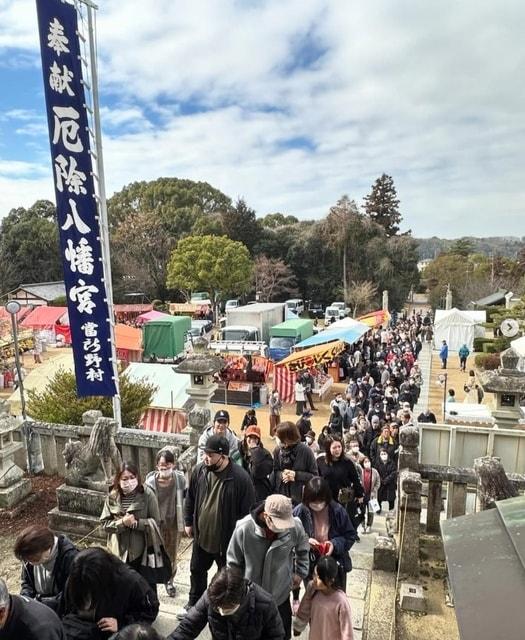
[36,0,116,396]
[279,340,345,372]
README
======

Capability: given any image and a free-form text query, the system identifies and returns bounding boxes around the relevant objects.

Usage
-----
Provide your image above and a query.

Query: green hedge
[475,353,500,370]
[474,337,492,352]
[482,342,498,353]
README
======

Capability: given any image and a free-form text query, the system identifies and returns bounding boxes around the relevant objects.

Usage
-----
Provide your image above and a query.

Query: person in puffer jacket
[168,567,284,640]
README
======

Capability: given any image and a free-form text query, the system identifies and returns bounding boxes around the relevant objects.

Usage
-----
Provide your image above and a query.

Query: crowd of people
[1,313,446,640]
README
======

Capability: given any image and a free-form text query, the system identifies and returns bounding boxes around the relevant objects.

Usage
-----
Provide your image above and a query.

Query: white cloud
[0,0,524,237]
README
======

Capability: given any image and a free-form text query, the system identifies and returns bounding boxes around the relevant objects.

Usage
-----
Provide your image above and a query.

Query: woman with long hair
[63,547,159,637]
[100,462,160,591]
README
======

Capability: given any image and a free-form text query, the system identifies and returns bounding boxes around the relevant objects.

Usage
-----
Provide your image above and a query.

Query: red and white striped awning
[273,366,297,404]
[140,408,187,433]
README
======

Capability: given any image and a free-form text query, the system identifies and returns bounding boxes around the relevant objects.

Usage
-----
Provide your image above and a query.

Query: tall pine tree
[363,174,401,237]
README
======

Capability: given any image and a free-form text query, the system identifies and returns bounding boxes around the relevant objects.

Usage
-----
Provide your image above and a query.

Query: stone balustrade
[13,420,196,480]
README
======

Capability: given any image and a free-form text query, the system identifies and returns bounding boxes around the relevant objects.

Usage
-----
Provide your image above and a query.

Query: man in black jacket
[170,567,284,640]
[0,578,65,640]
[14,525,78,613]
[182,435,255,615]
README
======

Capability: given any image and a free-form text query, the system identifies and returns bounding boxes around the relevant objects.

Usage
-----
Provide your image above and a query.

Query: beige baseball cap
[264,494,295,530]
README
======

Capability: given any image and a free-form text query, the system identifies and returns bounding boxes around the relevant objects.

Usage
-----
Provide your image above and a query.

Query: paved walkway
[152,516,385,639]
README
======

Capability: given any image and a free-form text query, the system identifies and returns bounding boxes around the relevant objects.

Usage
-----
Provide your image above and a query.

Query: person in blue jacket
[439,340,448,369]
[458,344,469,372]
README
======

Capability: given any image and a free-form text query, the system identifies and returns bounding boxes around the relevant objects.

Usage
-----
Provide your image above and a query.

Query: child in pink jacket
[293,556,353,640]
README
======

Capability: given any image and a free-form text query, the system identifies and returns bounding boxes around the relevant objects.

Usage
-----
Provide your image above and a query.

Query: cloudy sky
[0,0,523,238]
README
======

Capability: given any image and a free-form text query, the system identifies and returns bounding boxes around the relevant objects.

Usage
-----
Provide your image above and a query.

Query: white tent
[433,308,483,352]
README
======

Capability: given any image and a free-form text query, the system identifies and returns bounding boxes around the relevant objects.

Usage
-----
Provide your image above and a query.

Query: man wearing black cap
[181,435,255,617]
[197,409,241,464]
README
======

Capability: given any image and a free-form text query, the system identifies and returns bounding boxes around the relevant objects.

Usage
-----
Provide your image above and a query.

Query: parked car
[188,319,213,340]
[331,301,350,318]
[324,305,342,323]
[225,299,240,312]
[285,298,305,316]
[308,302,324,319]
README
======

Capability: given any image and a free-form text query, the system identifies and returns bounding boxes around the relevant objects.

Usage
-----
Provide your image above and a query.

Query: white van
[285,299,304,316]
[325,305,341,323]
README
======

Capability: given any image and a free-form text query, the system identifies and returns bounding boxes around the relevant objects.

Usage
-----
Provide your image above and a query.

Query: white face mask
[158,469,172,479]
[351,446,360,453]
[275,437,282,447]
[306,437,313,444]
[364,462,371,469]
[218,604,240,617]
[120,478,138,494]
[310,502,326,512]
[380,454,388,462]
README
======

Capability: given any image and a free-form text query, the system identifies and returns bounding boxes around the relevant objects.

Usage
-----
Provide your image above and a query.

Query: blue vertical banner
[36,0,117,397]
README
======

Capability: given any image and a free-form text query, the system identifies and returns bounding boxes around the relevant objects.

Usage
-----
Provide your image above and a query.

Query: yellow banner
[278,340,345,372]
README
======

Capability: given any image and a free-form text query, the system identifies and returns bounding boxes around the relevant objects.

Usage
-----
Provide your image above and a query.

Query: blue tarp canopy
[296,325,368,348]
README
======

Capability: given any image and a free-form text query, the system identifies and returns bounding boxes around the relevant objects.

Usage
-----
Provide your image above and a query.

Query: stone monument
[48,412,121,539]
[478,347,525,429]
[0,402,31,508]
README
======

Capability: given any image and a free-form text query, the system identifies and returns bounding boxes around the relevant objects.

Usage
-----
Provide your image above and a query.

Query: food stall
[211,353,272,407]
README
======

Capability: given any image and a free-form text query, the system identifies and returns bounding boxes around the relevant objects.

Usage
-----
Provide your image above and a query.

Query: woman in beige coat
[100,461,160,590]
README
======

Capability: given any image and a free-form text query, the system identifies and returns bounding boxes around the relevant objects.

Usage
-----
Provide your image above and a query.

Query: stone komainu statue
[63,416,122,491]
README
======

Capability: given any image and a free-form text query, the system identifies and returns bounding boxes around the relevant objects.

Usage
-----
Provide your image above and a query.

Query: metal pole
[10,314,32,473]
[86,4,122,427]
[11,314,27,421]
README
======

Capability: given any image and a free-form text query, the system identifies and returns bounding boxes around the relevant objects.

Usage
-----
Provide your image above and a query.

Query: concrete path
[153,516,385,639]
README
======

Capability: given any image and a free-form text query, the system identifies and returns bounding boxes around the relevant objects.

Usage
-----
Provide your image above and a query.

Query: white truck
[208,302,285,355]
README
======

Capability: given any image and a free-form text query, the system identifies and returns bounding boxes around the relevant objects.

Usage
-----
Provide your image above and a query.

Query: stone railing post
[398,469,422,577]
[426,479,443,533]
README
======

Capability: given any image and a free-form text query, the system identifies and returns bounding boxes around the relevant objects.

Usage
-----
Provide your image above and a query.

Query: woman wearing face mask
[305,430,320,457]
[100,462,160,591]
[317,437,364,541]
[359,457,380,534]
[375,450,397,513]
[14,525,78,613]
[145,449,186,598]
[238,425,273,502]
[292,477,357,593]
[271,422,318,506]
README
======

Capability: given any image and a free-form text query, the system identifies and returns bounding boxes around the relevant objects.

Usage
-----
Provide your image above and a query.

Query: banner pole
[85,4,122,427]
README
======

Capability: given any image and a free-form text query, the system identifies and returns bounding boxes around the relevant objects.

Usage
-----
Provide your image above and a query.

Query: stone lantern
[479,347,525,429]
[173,338,225,444]
[0,402,31,508]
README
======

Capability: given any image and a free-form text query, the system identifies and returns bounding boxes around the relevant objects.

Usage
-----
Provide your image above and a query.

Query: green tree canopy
[261,212,299,228]
[27,370,155,427]
[107,177,231,227]
[166,235,253,304]
[363,174,402,236]
[0,200,62,295]
[220,198,262,255]
[448,237,475,257]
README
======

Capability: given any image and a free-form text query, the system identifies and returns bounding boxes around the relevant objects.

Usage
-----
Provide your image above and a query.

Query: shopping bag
[138,519,173,584]
[369,498,381,513]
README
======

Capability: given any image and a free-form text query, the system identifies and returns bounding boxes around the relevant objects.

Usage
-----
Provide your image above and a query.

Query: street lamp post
[5,300,31,473]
